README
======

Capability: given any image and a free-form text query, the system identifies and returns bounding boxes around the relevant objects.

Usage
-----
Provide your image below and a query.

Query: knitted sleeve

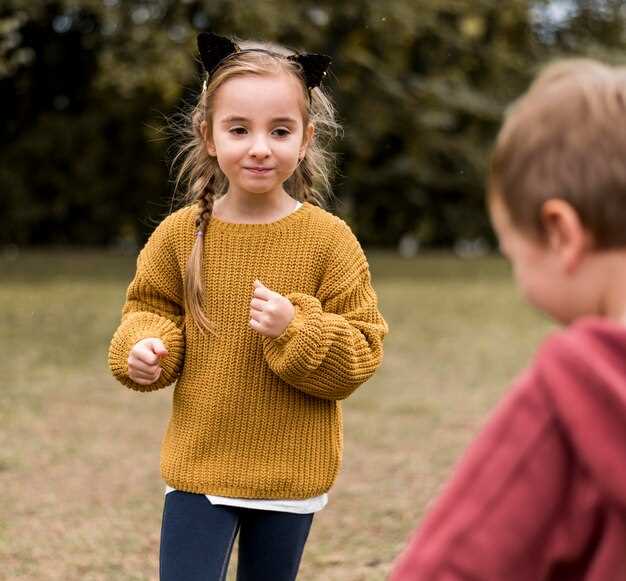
[262,220,388,400]
[108,215,186,392]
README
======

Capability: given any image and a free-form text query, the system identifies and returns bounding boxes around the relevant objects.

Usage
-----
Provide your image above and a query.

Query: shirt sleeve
[261,220,388,401]
[538,325,626,507]
[108,216,186,392]
[390,323,626,580]
[389,363,566,580]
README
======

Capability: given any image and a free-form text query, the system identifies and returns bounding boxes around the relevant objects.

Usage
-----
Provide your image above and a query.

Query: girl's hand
[128,338,168,385]
[249,280,295,338]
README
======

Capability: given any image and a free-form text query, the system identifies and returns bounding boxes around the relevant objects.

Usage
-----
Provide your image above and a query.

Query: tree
[1,0,624,246]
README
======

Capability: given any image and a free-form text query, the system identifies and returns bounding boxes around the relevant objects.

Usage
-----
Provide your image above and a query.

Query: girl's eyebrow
[271,116,298,125]
[221,115,248,124]
[220,115,298,125]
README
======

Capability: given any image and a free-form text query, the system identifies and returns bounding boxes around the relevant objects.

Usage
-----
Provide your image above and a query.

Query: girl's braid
[195,177,216,236]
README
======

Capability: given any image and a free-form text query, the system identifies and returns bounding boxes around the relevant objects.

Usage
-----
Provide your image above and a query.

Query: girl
[108,32,388,581]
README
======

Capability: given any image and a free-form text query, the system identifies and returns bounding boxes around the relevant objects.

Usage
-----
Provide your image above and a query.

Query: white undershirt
[163,200,328,514]
[164,485,328,514]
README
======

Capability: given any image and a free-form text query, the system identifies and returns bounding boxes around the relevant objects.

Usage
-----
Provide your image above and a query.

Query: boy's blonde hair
[170,40,341,335]
[489,58,626,246]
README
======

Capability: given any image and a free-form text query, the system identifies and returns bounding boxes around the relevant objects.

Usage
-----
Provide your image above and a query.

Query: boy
[391,59,626,580]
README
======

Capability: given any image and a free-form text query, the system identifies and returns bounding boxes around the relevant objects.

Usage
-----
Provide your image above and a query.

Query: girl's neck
[213,189,299,224]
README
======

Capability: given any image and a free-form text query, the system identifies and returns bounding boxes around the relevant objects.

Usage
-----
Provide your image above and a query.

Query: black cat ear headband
[197,32,331,92]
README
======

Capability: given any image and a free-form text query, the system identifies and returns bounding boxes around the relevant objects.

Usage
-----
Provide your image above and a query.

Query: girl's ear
[200,120,217,157]
[299,123,315,160]
[540,199,592,273]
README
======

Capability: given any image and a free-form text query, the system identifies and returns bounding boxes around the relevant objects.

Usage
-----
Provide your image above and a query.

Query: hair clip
[196,32,331,91]
[287,53,331,90]
[197,32,238,78]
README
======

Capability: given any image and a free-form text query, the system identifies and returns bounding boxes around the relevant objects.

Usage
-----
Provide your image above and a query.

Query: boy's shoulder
[538,317,626,364]
[528,317,626,498]
[533,316,626,402]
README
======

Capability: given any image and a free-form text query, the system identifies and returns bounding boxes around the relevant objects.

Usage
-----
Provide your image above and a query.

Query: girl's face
[204,72,313,199]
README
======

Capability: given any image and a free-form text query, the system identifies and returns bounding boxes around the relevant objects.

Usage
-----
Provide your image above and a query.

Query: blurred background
[2,1,626,580]
[3,0,626,250]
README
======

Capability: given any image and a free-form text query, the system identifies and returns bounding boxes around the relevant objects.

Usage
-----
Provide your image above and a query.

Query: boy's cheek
[515,272,541,307]
[518,278,563,321]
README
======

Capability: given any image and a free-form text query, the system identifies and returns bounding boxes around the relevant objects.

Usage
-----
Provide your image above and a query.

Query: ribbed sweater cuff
[108,312,185,392]
[263,292,324,376]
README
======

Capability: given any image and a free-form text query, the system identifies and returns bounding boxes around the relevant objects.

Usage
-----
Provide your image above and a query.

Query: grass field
[0,250,553,580]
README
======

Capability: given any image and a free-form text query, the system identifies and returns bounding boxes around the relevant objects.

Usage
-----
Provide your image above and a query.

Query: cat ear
[288,53,332,89]
[197,32,238,76]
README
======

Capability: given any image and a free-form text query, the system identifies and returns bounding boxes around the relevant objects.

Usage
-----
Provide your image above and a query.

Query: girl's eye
[230,127,247,135]
[273,128,291,137]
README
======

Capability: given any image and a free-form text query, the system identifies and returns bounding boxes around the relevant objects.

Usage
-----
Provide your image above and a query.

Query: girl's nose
[249,135,271,158]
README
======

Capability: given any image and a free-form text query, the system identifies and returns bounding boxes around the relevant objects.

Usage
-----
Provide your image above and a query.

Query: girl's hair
[489,58,626,247]
[169,39,341,335]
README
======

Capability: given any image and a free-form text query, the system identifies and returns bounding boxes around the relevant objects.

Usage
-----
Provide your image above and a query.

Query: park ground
[0,250,552,580]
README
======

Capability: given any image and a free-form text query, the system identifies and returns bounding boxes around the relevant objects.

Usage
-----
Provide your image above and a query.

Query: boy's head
[488,59,626,324]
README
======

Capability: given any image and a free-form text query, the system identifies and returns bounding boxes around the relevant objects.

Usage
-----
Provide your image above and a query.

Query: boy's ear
[200,120,216,157]
[540,199,592,272]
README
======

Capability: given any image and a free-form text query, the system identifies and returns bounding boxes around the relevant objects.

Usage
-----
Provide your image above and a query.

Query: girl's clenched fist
[249,279,295,339]
[128,337,168,385]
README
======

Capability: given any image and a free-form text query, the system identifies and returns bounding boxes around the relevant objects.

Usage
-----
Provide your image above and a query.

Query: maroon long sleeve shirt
[391,317,626,581]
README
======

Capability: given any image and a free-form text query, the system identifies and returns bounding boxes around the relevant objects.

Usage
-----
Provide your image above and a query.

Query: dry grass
[0,250,552,580]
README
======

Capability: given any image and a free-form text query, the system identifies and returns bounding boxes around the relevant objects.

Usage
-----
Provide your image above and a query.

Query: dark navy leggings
[159,490,314,581]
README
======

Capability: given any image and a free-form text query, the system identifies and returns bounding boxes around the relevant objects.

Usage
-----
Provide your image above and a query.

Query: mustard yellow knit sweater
[108,201,388,499]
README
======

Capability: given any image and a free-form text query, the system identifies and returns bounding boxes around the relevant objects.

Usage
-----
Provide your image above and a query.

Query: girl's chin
[231,180,282,195]
[230,186,279,197]
[244,185,276,194]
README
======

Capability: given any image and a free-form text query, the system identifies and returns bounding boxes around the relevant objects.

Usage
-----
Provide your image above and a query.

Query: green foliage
[1,0,625,247]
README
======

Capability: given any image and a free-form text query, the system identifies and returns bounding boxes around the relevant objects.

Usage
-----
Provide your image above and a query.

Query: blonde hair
[489,58,626,246]
[169,39,341,335]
